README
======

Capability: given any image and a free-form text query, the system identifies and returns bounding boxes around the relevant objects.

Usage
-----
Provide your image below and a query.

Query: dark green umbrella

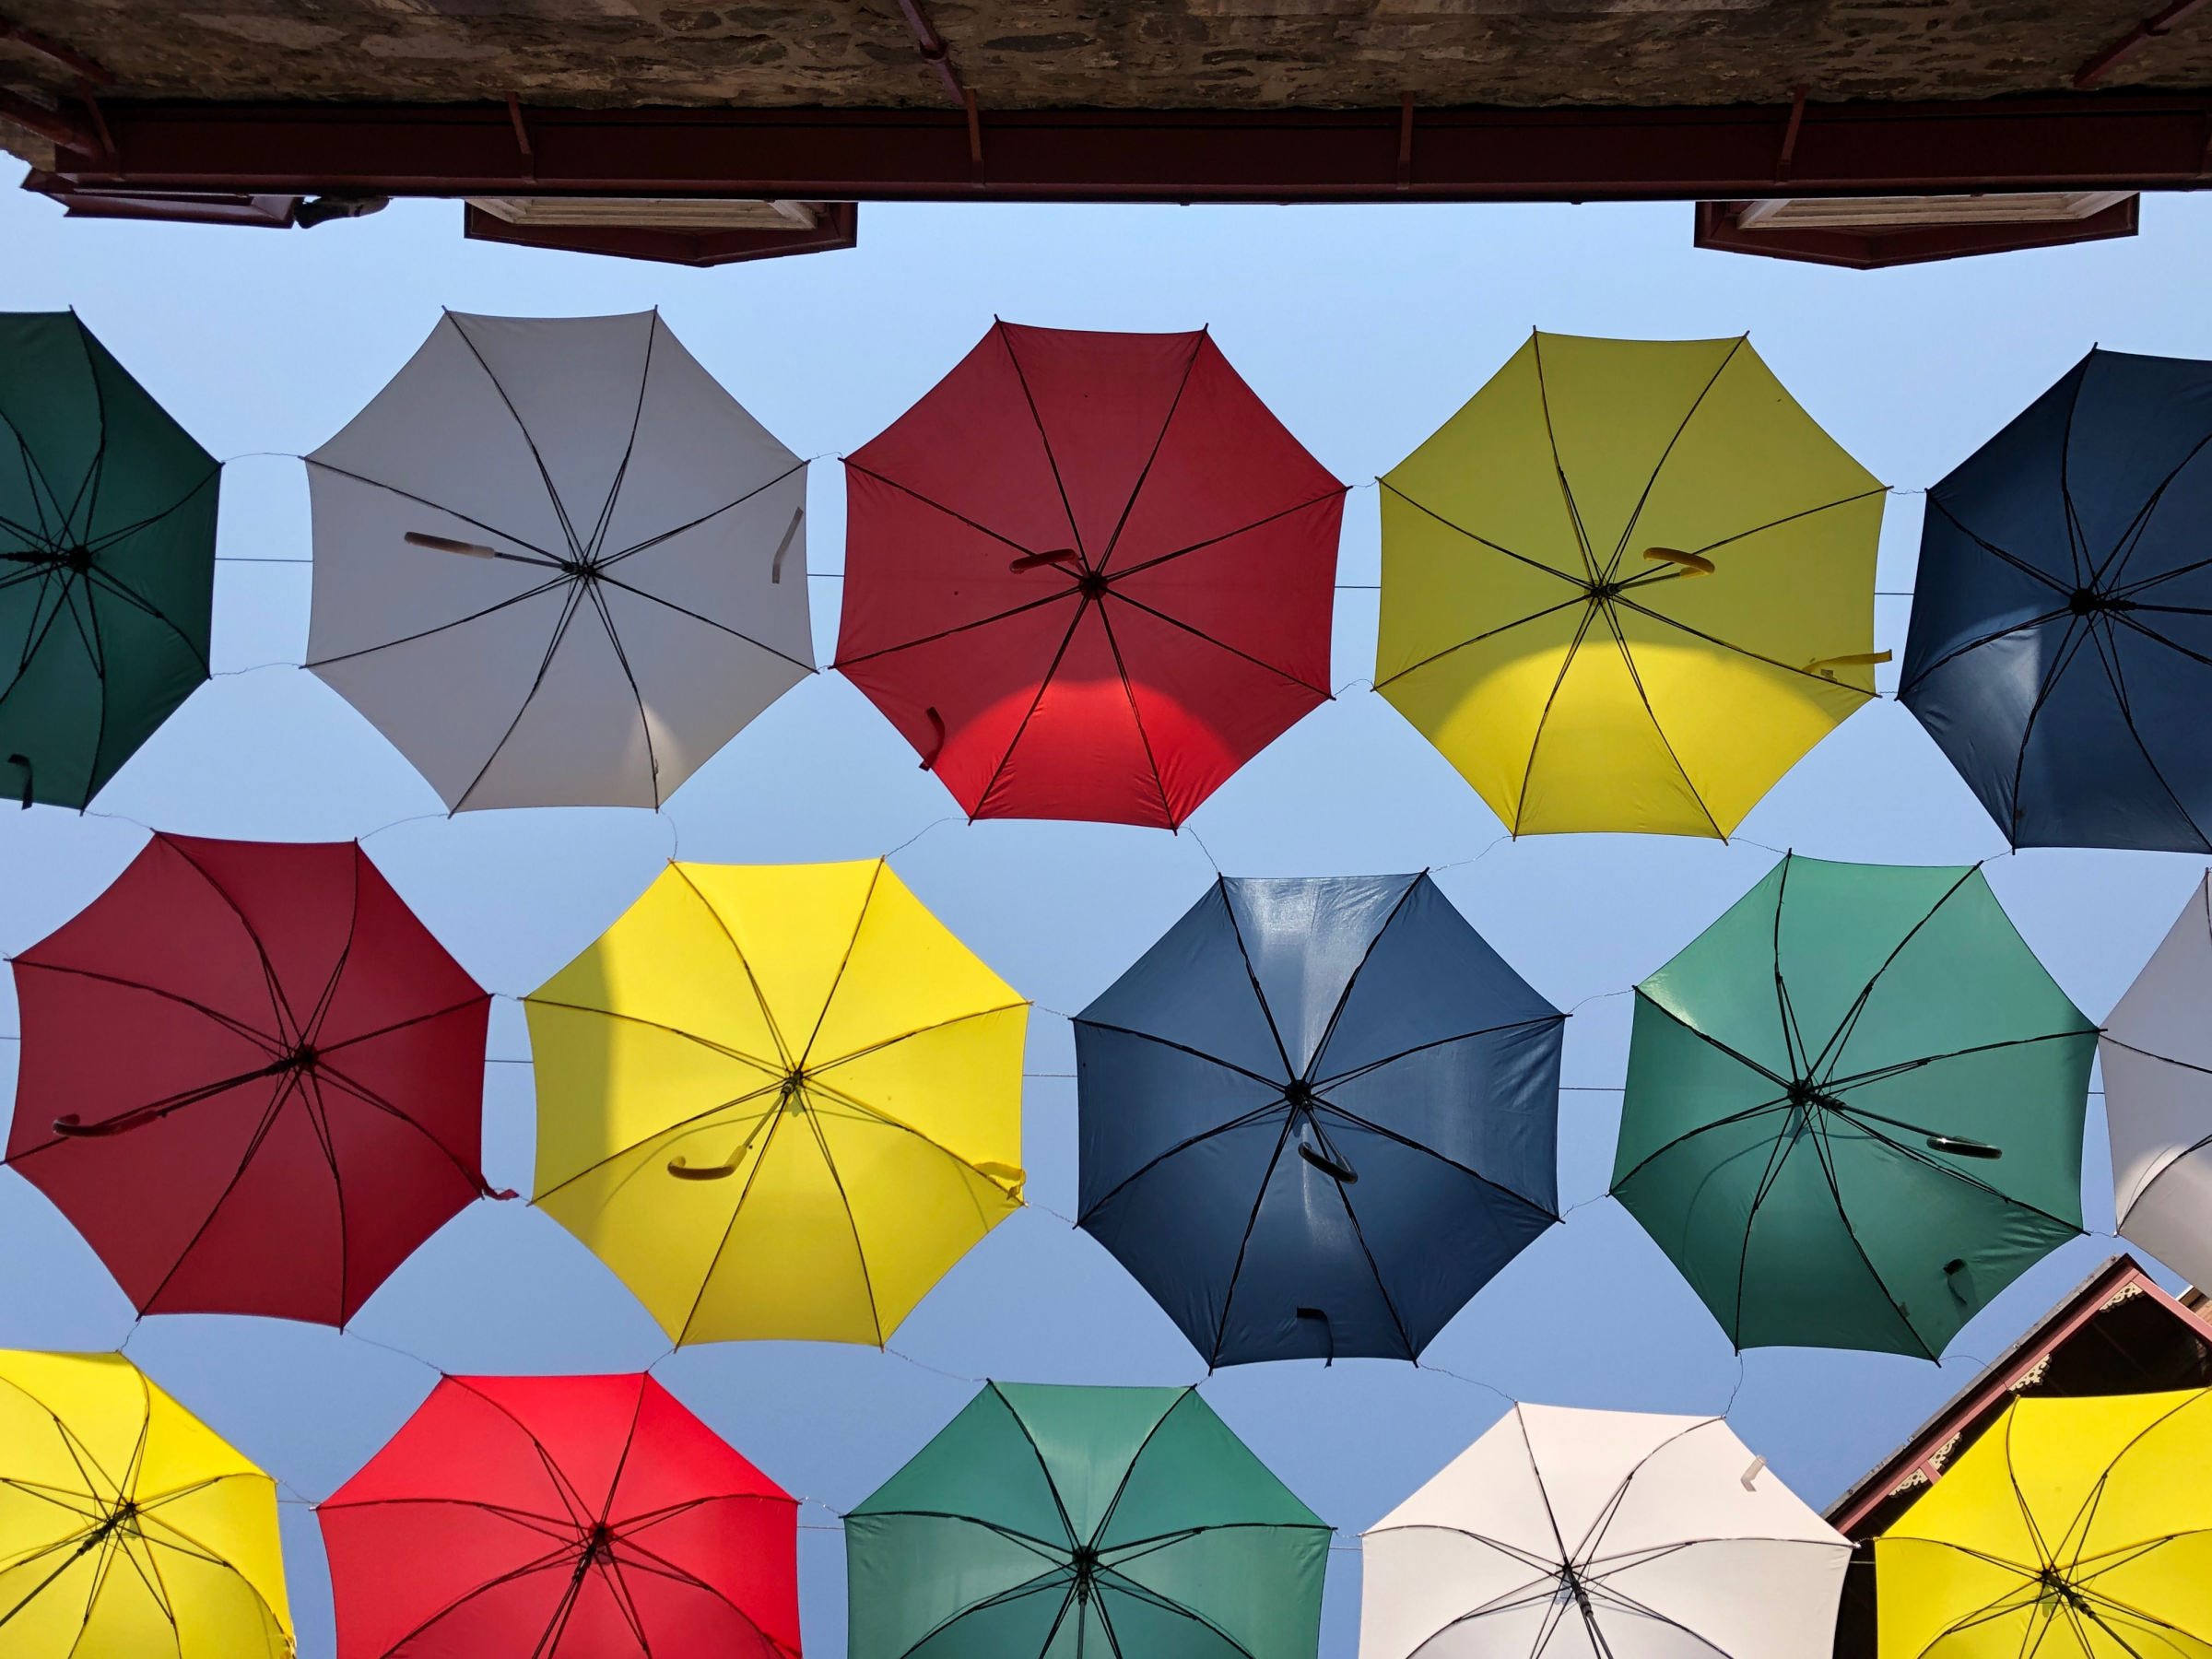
[1,312,218,809]
[1611,854,2094,1359]
[846,1382,1328,1659]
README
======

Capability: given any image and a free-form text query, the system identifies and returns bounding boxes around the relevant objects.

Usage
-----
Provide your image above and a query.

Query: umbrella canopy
[525,858,1027,1346]
[1900,348,2212,853]
[1,312,219,810]
[1076,873,1563,1367]
[1359,1404,1848,1659]
[846,1381,1327,1659]
[1875,1389,2212,1659]
[0,1348,291,1659]
[1610,853,2095,1357]
[306,309,813,811]
[834,322,1346,829]
[319,1372,800,1659]
[1375,331,1886,838]
[2101,874,2212,1292]
[6,832,496,1326]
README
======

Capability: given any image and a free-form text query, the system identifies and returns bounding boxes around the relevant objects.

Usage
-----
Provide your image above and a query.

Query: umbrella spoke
[1095,485,1349,587]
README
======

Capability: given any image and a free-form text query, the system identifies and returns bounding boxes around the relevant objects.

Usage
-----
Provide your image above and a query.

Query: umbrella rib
[1069,1019,1286,1092]
[806,1001,1030,1077]
[995,320,1091,563]
[1371,478,1588,587]
[605,1535,794,1655]
[665,864,795,1067]
[375,1541,588,1659]
[1369,589,1618,694]
[1305,1013,1567,1094]
[587,568,817,676]
[451,577,595,812]
[299,570,576,670]
[1772,855,1810,1082]
[446,312,589,560]
[1607,593,1883,699]
[595,457,809,570]
[578,575,664,807]
[828,581,1079,671]
[1094,330,1205,571]
[1597,602,1726,837]
[2088,425,2212,591]
[1603,335,1748,583]
[1094,1561,1269,1659]
[1729,1114,1812,1349]
[132,1074,314,1316]
[1823,1030,2096,1100]
[1314,1099,1561,1220]
[1301,874,1429,1081]
[1199,1117,1300,1366]
[153,834,312,1044]
[1215,877,1300,1079]
[1090,596,1177,828]
[970,595,1094,823]
[1102,587,1332,699]
[441,1378,606,1528]
[1091,484,1352,585]
[888,1566,1075,1659]
[666,1097,793,1347]
[1998,615,2106,848]
[1804,865,1985,1082]
[1327,1157,1423,1358]
[1088,1388,1198,1549]
[838,460,1046,562]
[795,859,885,1070]
[300,459,567,565]
[1076,1100,1289,1223]
[1508,595,1606,838]
[1530,333,1600,586]
[800,1100,888,1345]
[2109,550,2212,598]
[580,311,657,562]
[6,1056,302,1159]
[984,1381,1086,1549]
[300,1074,353,1323]
[1890,598,2076,703]
[1805,1112,1936,1359]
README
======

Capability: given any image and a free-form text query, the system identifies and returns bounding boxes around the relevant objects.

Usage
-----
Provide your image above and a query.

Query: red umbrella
[835,322,1346,829]
[319,1372,801,1659]
[6,833,497,1325]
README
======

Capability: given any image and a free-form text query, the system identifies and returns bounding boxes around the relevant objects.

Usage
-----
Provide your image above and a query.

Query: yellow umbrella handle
[1806,650,1893,679]
[667,1156,738,1180]
[1641,547,1715,576]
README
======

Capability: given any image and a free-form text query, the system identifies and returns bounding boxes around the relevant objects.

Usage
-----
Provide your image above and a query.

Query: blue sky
[5,166,2210,1659]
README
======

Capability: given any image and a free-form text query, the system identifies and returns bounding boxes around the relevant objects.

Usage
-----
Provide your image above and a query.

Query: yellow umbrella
[525,858,1029,1347]
[1376,332,1888,837]
[1877,1389,2212,1659]
[0,1350,291,1659]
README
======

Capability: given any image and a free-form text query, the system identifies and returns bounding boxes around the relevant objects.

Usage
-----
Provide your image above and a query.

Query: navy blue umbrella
[1900,348,2212,852]
[1074,873,1563,1368]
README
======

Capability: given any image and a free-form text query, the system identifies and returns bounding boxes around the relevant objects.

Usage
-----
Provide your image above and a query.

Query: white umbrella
[1359,1405,1849,1659]
[2103,874,2212,1291]
[306,310,812,810]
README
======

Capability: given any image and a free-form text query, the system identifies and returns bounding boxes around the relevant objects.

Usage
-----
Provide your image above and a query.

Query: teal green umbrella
[1,312,218,809]
[846,1382,1328,1659]
[1611,854,2094,1359]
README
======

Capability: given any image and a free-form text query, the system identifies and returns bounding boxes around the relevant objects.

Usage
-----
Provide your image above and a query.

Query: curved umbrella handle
[1641,547,1716,576]
[1806,650,1893,680]
[1298,1143,1359,1183]
[6,754,28,811]
[666,1156,739,1181]
[917,707,947,771]
[1009,547,1080,573]
[52,1106,169,1139]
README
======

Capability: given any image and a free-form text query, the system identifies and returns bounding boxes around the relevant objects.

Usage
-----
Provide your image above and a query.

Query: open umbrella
[319,1372,800,1659]
[2,312,220,810]
[1611,853,2095,1357]
[6,832,497,1326]
[846,1381,1328,1659]
[1900,348,2212,853]
[306,309,813,811]
[2101,874,2212,1293]
[834,321,1346,829]
[0,1348,291,1659]
[525,858,1027,1346]
[1875,1388,2212,1659]
[1076,873,1562,1367]
[1359,1404,1849,1659]
[1375,331,1887,838]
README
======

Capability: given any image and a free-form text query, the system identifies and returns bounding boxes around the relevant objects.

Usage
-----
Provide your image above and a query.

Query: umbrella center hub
[1586,578,1627,603]
[1555,1562,1591,1607]
[780,1070,809,1110]
[2067,585,2134,617]
[1070,1544,1100,1593]
[1283,1079,1315,1111]
[286,1043,320,1074]
[2036,1566,2085,1608]
[582,1522,616,1562]
[1074,569,1110,601]
[1785,1079,1841,1113]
